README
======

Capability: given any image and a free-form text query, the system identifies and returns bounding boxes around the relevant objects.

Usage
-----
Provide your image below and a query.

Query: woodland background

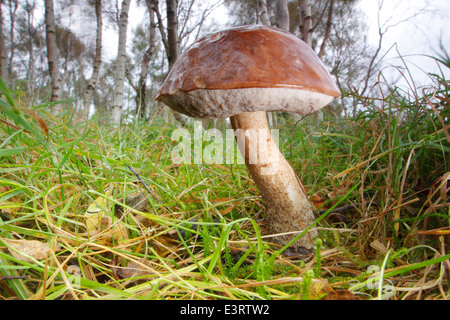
[1,0,444,124]
[0,0,449,300]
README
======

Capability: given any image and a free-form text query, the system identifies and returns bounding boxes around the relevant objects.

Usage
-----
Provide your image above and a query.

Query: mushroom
[156,25,340,254]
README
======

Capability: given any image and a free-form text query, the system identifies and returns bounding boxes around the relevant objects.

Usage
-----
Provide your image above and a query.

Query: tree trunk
[44,0,63,110]
[151,0,188,124]
[136,1,158,120]
[111,0,131,124]
[318,0,334,59]
[7,0,18,85]
[259,0,275,127]
[151,0,168,53]
[258,0,270,26]
[275,0,289,31]
[298,0,312,47]
[25,1,36,97]
[277,0,299,124]
[166,0,180,69]
[0,2,8,81]
[82,0,103,118]
[165,0,188,124]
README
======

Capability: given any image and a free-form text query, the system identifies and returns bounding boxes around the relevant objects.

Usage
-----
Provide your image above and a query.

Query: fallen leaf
[370,239,389,255]
[311,194,326,209]
[439,172,449,200]
[2,238,54,263]
[322,289,358,300]
[307,278,334,299]
[0,186,21,215]
[307,278,358,300]
[84,192,128,244]
[115,192,151,227]
[85,195,113,235]
[113,258,154,279]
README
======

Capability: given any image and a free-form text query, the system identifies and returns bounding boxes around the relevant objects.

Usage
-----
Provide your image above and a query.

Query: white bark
[44,0,63,111]
[298,0,312,47]
[0,3,8,81]
[258,0,270,26]
[83,0,103,118]
[111,0,131,124]
[257,1,276,130]
[276,0,289,31]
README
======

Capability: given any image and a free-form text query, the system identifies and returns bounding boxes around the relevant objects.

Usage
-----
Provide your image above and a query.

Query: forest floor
[0,63,449,300]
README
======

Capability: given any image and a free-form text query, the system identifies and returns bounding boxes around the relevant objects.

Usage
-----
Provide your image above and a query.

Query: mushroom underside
[158,87,334,119]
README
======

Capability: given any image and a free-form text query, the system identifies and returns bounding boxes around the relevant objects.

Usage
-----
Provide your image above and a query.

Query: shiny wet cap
[157,25,340,119]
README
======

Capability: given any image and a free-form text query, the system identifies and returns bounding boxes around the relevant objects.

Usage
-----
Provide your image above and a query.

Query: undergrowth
[0,55,449,300]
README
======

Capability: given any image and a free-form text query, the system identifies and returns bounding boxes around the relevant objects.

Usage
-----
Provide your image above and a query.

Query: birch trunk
[7,0,18,83]
[44,0,63,111]
[25,3,36,97]
[0,3,8,81]
[136,1,157,120]
[165,0,188,124]
[111,0,131,124]
[258,0,270,26]
[83,0,103,118]
[275,0,289,31]
[166,0,180,69]
[258,0,275,127]
[298,0,312,47]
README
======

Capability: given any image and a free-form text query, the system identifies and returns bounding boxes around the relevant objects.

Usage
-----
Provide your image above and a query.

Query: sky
[211,0,450,91]
[356,0,450,90]
[81,0,449,92]
[194,0,450,91]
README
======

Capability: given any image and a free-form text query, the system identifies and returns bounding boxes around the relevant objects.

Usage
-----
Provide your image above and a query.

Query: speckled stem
[230,111,317,251]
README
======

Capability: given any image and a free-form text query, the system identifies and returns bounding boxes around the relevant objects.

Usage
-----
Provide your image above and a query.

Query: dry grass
[0,62,449,300]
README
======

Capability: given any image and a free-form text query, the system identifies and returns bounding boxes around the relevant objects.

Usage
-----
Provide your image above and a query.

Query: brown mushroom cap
[157,24,340,119]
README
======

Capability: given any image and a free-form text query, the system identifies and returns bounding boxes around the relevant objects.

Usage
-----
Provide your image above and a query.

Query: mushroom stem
[230,111,317,252]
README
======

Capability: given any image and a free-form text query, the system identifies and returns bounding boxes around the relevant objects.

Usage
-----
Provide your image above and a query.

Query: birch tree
[7,0,18,84]
[82,0,103,118]
[258,0,270,26]
[166,0,180,69]
[111,0,131,124]
[126,0,158,120]
[0,1,8,81]
[135,1,158,119]
[275,0,289,31]
[298,0,312,46]
[257,0,272,126]
[152,0,189,124]
[151,0,180,68]
[23,0,38,96]
[165,0,189,124]
[44,0,63,110]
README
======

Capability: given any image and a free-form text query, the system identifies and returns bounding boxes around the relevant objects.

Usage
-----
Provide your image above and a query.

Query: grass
[0,57,449,300]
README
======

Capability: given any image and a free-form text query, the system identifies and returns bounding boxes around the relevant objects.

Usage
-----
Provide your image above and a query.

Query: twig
[126,164,170,212]
[0,275,29,281]
[126,164,157,200]
[318,203,359,215]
